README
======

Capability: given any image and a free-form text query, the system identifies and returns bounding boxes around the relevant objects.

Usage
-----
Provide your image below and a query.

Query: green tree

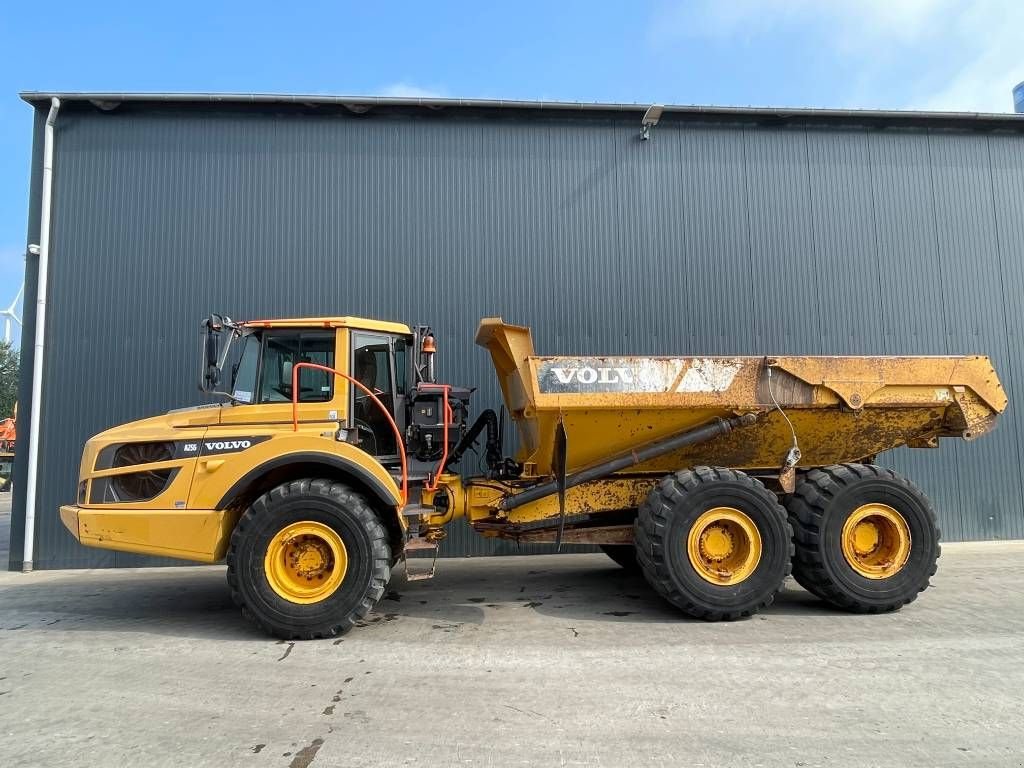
[0,341,18,420]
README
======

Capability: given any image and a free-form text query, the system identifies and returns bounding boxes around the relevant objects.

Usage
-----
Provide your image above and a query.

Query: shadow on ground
[0,554,847,641]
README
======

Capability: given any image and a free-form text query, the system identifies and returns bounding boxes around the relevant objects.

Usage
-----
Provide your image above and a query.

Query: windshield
[231,334,260,403]
[201,317,338,404]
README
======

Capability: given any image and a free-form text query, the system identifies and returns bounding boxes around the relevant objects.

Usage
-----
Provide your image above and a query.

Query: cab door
[350,331,409,458]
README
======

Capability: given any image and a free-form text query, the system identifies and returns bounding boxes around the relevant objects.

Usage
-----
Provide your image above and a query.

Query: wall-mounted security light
[641,104,664,141]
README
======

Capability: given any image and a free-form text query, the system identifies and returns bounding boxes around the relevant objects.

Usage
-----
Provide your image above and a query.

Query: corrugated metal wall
[9,101,1024,569]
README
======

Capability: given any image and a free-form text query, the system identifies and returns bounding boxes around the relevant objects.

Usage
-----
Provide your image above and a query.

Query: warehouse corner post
[21,96,60,573]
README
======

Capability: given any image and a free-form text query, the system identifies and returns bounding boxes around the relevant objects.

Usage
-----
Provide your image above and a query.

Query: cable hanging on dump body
[766,359,802,474]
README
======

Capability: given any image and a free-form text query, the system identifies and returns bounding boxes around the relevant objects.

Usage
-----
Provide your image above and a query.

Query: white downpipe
[22,97,61,573]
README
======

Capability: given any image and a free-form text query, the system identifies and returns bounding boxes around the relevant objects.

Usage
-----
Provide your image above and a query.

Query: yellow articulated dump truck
[60,315,1007,638]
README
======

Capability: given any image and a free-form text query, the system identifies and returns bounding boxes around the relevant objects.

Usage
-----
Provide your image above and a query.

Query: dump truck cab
[61,315,471,567]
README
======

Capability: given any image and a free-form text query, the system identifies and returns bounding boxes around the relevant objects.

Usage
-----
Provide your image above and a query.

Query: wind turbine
[2,282,23,345]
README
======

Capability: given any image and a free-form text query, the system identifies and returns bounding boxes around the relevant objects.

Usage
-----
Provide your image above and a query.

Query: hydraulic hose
[444,409,501,471]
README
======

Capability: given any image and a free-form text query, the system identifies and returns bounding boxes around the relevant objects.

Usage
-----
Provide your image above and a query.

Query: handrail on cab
[290,362,408,507]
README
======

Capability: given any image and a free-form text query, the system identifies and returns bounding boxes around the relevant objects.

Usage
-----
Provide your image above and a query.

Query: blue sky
[1,0,1021,347]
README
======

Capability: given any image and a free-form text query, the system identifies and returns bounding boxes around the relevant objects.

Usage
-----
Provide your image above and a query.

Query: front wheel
[226,479,391,639]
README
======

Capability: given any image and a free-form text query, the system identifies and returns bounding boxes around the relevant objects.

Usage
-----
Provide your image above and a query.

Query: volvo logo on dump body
[551,366,635,386]
[537,358,742,395]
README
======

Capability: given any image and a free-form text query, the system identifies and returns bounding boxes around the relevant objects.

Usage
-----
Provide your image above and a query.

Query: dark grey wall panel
[10,102,1024,569]
[983,135,1024,540]
[928,134,1022,540]
[805,130,885,354]
[745,128,824,356]
[671,127,759,355]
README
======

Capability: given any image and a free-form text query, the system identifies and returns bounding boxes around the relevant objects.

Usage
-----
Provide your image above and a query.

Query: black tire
[226,478,391,639]
[785,464,940,613]
[635,466,792,621]
[599,544,640,571]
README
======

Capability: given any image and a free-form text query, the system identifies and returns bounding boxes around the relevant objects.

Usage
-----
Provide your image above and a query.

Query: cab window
[258,332,335,403]
[231,334,260,403]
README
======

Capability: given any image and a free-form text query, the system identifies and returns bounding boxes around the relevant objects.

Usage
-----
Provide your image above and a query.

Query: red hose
[290,362,408,507]
[417,383,451,492]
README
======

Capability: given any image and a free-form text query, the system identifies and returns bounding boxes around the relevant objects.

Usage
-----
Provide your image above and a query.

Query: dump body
[476,318,1008,478]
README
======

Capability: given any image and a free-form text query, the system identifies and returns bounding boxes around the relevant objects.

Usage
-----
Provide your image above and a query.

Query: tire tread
[635,466,793,621]
[785,463,940,612]
[226,478,391,640]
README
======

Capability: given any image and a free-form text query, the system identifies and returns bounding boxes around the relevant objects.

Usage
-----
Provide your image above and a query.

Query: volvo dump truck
[60,315,1007,638]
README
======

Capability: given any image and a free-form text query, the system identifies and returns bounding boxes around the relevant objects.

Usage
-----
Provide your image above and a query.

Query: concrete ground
[0,521,1022,767]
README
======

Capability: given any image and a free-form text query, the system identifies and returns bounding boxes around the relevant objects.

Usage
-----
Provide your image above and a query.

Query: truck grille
[90,441,177,503]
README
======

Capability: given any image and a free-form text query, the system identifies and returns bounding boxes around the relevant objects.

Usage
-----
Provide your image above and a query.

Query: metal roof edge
[18,91,1024,128]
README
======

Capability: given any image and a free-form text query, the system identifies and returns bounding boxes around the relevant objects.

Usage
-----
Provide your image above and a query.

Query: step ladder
[401,505,439,581]
[403,538,439,581]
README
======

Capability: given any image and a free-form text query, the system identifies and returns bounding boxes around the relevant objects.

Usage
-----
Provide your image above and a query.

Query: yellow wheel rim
[841,503,911,579]
[264,521,348,604]
[686,507,762,585]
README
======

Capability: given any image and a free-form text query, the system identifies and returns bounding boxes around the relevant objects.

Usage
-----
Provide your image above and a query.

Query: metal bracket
[552,419,568,552]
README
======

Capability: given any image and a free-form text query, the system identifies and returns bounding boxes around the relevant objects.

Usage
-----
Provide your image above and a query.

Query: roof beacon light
[422,333,437,382]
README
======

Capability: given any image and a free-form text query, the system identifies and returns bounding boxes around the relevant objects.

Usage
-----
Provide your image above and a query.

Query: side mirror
[201,315,224,391]
[199,313,238,394]
[203,319,220,391]
[207,333,219,385]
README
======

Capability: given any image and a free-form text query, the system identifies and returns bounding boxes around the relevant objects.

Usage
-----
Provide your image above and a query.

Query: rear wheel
[227,478,391,639]
[599,544,640,571]
[785,464,940,612]
[636,467,792,621]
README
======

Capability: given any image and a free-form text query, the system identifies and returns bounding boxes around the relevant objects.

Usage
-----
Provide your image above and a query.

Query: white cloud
[651,0,1024,113]
[377,82,447,99]
[909,3,1024,112]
